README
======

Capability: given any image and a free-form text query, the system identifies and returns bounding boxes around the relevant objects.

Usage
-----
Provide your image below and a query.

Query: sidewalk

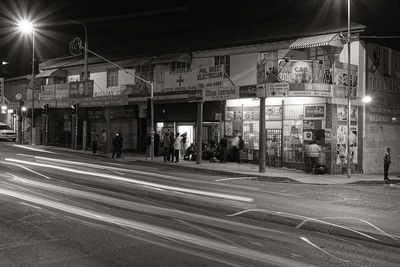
[38,145,400,185]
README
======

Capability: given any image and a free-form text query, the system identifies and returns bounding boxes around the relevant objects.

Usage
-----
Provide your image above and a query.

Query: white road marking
[228,208,380,242]
[215,177,253,182]
[4,158,253,203]
[113,170,125,175]
[6,172,27,183]
[319,233,363,247]
[300,236,350,263]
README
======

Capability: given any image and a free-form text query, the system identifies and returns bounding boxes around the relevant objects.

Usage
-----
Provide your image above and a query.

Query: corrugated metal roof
[289,33,344,49]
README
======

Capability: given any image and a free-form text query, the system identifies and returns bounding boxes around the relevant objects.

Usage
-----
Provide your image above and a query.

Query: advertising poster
[304,105,325,119]
[69,80,94,98]
[337,105,358,121]
[278,60,325,84]
[336,125,358,164]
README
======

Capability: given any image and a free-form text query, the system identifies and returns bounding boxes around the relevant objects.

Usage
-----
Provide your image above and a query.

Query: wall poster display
[336,125,358,164]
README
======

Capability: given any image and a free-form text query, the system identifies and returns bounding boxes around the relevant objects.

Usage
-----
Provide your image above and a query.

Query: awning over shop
[36,68,65,78]
[289,33,343,50]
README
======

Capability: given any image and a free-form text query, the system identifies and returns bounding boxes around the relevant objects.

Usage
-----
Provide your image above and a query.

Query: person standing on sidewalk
[145,133,151,160]
[173,132,182,163]
[91,131,98,154]
[384,146,392,183]
[219,135,228,163]
[308,141,322,174]
[238,134,245,164]
[101,129,107,153]
[162,132,171,162]
[231,133,239,162]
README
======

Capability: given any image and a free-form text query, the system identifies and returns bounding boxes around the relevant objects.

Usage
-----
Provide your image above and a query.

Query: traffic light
[20,106,28,117]
[41,104,49,115]
[71,103,79,116]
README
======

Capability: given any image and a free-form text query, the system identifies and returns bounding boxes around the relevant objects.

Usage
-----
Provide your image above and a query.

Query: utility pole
[196,101,203,164]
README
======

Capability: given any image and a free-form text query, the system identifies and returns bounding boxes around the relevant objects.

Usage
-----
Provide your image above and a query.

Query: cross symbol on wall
[176,76,184,86]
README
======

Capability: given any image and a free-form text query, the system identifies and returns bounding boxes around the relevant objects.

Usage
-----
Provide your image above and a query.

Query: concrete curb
[132,159,299,183]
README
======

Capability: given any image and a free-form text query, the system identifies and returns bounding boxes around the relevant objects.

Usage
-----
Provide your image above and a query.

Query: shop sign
[203,87,239,101]
[197,65,225,89]
[164,69,197,92]
[304,105,325,119]
[256,85,266,97]
[69,80,94,98]
[239,85,257,98]
[188,89,203,102]
[266,83,289,97]
[288,90,331,97]
[278,60,325,84]
[55,83,70,99]
[40,84,55,100]
[165,64,226,92]
[110,105,136,119]
[266,106,282,121]
[333,62,358,88]
[87,109,105,120]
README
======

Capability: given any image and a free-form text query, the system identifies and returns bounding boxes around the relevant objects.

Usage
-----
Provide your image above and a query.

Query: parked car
[0,122,16,142]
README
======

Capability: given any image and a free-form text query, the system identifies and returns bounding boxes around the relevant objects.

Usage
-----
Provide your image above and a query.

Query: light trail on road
[4,158,254,203]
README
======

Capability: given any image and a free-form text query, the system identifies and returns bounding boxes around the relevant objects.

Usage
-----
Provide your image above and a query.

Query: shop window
[107,68,118,88]
[52,76,66,85]
[283,120,304,163]
[135,64,154,84]
[170,62,191,73]
[214,55,230,77]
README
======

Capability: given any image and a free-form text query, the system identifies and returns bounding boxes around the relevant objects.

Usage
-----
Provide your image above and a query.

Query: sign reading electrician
[197,65,224,89]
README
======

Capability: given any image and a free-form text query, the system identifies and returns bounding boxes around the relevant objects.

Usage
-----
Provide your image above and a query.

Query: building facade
[4,20,399,174]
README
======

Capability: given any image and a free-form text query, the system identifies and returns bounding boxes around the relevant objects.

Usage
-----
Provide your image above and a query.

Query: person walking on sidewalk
[173,132,182,163]
[384,146,392,183]
[112,132,123,159]
[162,132,171,162]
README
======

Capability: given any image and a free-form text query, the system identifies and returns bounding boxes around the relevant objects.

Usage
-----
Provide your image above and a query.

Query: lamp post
[346,0,352,178]
[18,20,35,145]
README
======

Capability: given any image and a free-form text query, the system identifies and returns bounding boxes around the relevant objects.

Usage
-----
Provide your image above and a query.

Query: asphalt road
[0,141,399,266]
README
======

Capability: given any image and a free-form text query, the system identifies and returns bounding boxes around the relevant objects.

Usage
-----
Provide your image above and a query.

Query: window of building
[214,55,230,77]
[170,62,191,73]
[135,65,153,84]
[107,68,118,87]
[51,76,66,85]
[283,105,304,163]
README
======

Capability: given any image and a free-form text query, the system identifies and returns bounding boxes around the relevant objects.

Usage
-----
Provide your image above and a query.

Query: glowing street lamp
[362,95,372,103]
[18,19,35,145]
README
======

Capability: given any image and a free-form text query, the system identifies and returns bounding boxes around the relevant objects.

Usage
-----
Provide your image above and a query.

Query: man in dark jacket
[112,132,123,159]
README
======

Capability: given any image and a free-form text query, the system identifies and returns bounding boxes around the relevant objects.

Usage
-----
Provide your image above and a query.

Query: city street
[0,141,399,266]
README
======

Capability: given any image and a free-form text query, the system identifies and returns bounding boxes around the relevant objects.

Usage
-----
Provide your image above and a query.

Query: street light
[346,0,352,178]
[18,19,35,145]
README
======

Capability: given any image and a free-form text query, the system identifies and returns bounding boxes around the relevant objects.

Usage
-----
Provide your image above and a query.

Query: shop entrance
[266,129,282,167]
[177,124,194,145]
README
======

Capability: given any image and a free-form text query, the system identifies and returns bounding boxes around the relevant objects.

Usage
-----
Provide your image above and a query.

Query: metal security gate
[266,129,282,167]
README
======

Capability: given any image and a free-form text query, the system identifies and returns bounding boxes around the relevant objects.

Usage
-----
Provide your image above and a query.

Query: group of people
[219,134,245,163]
[157,131,187,163]
[90,130,123,159]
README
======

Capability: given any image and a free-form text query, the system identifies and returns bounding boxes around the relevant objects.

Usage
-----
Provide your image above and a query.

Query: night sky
[0,0,399,77]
